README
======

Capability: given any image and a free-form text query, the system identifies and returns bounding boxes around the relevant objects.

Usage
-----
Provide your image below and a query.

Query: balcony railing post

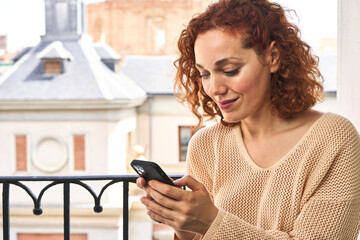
[64,182,70,240]
[123,181,129,240]
[2,183,10,240]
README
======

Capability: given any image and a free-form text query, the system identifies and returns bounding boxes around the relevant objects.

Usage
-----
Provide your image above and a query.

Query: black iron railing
[0,174,183,240]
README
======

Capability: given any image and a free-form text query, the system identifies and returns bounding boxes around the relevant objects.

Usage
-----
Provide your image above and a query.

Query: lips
[219,97,239,110]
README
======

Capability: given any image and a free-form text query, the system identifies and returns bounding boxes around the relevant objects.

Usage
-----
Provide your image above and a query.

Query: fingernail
[148,181,153,186]
[140,197,145,203]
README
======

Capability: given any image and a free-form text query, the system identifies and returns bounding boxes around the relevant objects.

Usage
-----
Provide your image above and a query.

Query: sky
[0,0,337,53]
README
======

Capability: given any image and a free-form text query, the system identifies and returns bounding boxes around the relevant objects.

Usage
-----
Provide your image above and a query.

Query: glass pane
[180,127,191,146]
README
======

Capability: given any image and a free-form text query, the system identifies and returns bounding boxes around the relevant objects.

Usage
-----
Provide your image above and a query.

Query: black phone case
[131,159,175,186]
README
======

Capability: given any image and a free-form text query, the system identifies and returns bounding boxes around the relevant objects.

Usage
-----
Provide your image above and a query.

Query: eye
[224,68,239,76]
[199,72,210,80]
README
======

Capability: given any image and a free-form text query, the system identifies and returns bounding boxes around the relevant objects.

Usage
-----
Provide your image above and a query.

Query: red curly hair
[174,0,324,126]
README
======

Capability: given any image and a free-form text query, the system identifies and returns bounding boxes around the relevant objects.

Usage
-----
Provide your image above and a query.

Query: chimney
[42,0,85,41]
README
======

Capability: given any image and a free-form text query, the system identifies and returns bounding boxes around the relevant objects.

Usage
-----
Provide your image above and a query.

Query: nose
[209,74,227,96]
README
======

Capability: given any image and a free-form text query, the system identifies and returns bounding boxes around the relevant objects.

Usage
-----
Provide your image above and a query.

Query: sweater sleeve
[200,119,360,240]
[202,198,360,239]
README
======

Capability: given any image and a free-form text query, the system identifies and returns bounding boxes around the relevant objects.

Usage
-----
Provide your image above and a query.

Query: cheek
[201,80,212,96]
[231,77,255,94]
[233,67,269,94]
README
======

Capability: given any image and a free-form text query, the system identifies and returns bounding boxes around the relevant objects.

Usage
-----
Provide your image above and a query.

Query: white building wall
[313,94,338,114]
[108,116,137,175]
[136,113,151,160]
[0,106,140,239]
[338,0,360,131]
[5,207,122,240]
[338,0,360,238]
[0,121,110,204]
[136,95,198,174]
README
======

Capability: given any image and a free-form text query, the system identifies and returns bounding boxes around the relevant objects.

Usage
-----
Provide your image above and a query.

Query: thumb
[174,175,203,192]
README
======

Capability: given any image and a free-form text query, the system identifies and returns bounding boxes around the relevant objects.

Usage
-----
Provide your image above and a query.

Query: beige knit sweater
[184,112,360,239]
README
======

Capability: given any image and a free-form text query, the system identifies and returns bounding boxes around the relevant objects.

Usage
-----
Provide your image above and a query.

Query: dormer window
[44,60,62,74]
[37,41,73,75]
[94,43,121,72]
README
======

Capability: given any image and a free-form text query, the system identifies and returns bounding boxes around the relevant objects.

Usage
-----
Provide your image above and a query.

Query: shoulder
[312,113,360,168]
[316,112,359,142]
[189,122,234,146]
[296,112,359,167]
[321,112,357,129]
[310,113,360,200]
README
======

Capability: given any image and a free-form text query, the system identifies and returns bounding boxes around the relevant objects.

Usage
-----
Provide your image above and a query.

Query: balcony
[0,174,183,240]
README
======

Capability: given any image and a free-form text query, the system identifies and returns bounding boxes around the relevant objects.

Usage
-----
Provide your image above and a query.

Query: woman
[137,0,360,239]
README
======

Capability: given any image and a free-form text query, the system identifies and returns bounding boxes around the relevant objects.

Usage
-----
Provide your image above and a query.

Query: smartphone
[131,159,175,186]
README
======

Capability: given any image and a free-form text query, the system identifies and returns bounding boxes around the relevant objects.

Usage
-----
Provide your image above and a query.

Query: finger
[140,196,177,221]
[136,177,147,189]
[173,175,203,192]
[147,185,179,210]
[144,193,153,200]
[142,186,154,200]
[147,209,175,226]
[148,180,185,200]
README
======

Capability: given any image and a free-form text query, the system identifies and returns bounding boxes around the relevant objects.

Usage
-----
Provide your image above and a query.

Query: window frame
[178,125,200,162]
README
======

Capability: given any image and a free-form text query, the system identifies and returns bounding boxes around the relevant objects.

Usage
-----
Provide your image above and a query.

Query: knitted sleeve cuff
[174,232,202,240]
[201,208,227,240]
[173,209,227,240]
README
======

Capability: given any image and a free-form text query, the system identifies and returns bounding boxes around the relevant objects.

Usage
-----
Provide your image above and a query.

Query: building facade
[86,0,213,56]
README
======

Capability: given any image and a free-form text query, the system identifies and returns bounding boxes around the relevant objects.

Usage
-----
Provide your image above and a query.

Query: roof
[120,55,176,95]
[36,41,73,60]
[94,43,121,61]
[12,47,32,62]
[0,37,147,102]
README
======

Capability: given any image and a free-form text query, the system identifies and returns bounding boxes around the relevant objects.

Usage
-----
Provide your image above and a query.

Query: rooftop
[0,37,146,102]
[121,55,177,96]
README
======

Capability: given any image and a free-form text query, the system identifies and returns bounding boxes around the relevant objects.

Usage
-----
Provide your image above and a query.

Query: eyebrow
[195,57,242,69]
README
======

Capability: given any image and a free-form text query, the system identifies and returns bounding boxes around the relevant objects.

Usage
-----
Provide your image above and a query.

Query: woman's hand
[136,175,218,236]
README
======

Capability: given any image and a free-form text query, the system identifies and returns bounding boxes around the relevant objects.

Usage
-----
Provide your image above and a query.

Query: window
[94,18,104,43]
[73,135,86,171]
[178,126,200,162]
[15,135,28,172]
[146,17,165,54]
[44,60,62,74]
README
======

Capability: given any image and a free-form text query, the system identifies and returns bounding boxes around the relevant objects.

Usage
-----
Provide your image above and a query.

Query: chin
[222,115,242,124]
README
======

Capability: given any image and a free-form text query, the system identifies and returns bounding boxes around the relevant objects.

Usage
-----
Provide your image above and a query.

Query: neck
[240,110,288,140]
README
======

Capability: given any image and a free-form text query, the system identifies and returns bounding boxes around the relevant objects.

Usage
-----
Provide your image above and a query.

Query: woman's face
[194,29,278,123]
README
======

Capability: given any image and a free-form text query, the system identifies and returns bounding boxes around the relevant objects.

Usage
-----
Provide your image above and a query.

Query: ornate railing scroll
[0,174,183,240]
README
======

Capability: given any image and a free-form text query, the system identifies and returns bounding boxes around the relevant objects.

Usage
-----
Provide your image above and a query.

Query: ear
[266,41,280,73]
